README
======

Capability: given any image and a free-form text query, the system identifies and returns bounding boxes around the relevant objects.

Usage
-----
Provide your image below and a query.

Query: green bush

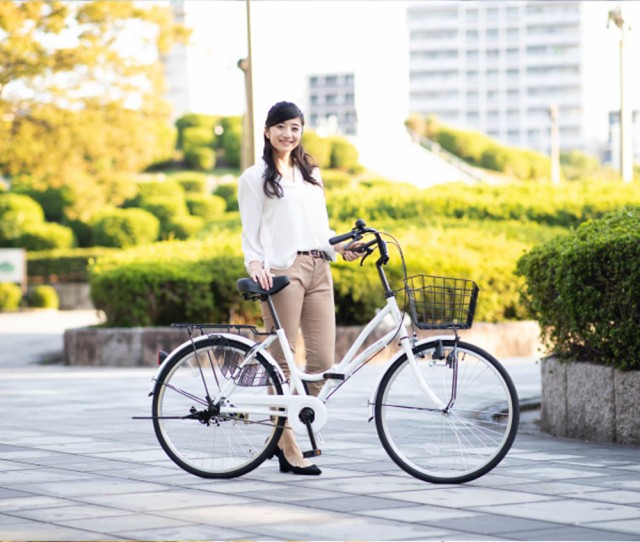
[328,136,359,171]
[219,116,242,168]
[0,282,22,311]
[326,179,640,228]
[165,215,204,240]
[27,285,59,309]
[92,209,160,248]
[89,244,249,326]
[28,247,117,283]
[437,126,488,164]
[184,146,216,171]
[14,185,75,222]
[516,208,640,370]
[139,197,188,235]
[182,126,214,152]
[172,172,208,194]
[128,180,184,207]
[176,113,219,150]
[186,194,226,218]
[321,170,353,190]
[0,193,45,246]
[213,183,239,212]
[302,131,331,168]
[64,218,94,248]
[18,222,75,250]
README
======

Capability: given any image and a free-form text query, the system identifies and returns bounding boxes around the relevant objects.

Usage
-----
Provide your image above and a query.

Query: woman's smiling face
[265,117,303,156]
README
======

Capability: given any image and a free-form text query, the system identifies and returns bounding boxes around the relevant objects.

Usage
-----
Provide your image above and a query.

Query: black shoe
[273,446,321,476]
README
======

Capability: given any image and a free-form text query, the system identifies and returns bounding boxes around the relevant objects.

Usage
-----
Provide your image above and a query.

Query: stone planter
[541,356,640,445]
[64,321,543,368]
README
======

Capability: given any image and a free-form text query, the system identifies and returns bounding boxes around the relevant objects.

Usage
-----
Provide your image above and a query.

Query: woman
[238,101,360,475]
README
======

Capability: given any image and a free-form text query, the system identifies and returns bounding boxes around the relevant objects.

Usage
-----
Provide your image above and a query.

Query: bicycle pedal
[303,449,322,458]
[323,372,345,380]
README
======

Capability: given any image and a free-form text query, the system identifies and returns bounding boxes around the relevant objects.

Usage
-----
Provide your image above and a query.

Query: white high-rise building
[407,1,635,158]
[308,73,357,136]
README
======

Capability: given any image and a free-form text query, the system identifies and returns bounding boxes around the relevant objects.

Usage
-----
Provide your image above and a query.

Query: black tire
[152,336,285,478]
[375,340,519,484]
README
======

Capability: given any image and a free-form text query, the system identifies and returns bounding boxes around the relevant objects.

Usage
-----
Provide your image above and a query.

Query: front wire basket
[402,274,479,330]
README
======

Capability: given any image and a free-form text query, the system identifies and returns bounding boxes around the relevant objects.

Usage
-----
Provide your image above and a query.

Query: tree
[0,1,190,198]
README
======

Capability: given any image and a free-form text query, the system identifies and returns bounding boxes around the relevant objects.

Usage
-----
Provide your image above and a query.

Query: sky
[171,0,640,160]
[179,1,409,128]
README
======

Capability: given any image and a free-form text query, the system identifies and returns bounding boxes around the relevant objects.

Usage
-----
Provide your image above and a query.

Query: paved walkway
[0,311,639,541]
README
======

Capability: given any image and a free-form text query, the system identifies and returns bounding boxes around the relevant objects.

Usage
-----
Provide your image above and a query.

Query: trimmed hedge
[327,179,640,228]
[89,240,256,327]
[88,221,527,327]
[92,208,160,248]
[19,222,75,250]
[516,208,640,370]
[28,247,117,283]
[186,194,226,218]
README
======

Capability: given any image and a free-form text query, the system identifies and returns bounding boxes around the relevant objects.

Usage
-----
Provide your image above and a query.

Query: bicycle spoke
[375,340,518,483]
[152,338,284,478]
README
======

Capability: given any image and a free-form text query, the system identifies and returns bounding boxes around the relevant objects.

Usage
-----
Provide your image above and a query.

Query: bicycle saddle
[236,275,290,297]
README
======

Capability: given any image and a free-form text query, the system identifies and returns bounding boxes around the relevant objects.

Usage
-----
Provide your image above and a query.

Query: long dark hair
[262,101,321,198]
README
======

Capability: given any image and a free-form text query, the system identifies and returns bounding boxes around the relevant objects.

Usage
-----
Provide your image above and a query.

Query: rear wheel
[375,340,519,484]
[152,336,285,478]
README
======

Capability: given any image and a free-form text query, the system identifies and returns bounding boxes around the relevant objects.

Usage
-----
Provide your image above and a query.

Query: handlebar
[329,219,389,266]
[328,218,367,246]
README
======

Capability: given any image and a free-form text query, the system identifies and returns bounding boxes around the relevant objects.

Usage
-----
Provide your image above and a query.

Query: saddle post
[262,294,283,331]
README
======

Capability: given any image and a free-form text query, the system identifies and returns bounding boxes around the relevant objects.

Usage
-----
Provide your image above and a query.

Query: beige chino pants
[261,253,335,397]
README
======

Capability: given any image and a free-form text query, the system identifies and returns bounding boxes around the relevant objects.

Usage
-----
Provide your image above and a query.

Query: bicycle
[145,219,519,484]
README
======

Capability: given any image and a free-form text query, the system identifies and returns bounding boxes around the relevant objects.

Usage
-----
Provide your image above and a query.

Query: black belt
[297,250,330,261]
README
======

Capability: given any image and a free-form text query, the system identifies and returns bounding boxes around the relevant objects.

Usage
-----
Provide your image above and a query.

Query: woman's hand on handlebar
[248,260,273,290]
[337,241,363,262]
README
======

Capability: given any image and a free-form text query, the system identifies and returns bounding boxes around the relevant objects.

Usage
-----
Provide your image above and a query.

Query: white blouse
[238,160,337,272]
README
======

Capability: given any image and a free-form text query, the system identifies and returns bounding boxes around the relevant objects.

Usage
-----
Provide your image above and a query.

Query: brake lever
[357,244,377,267]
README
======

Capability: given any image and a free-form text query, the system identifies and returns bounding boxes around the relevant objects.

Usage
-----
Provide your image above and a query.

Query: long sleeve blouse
[238,160,337,272]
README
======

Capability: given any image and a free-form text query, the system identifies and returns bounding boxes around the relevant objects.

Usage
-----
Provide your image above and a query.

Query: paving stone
[0,322,639,541]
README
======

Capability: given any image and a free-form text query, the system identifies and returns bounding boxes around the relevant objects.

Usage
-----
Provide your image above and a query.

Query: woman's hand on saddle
[249,260,273,290]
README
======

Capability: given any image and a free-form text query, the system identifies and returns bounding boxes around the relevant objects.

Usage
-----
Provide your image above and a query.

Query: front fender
[147,332,286,396]
[367,334,455,421]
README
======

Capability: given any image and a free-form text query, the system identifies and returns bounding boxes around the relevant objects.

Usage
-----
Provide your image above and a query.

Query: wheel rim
[377,343,518,483]
[154,342,282,477]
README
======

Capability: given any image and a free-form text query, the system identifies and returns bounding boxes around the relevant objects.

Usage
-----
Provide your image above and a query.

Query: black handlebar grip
[329,231,355,245]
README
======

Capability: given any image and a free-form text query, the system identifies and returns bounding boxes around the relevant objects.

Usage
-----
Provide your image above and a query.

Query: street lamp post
[608,5,633,183]
[237,0,255,170]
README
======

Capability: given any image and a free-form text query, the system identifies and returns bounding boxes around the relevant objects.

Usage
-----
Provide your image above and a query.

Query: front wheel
[152,335,285,478]
[375,340,519,484]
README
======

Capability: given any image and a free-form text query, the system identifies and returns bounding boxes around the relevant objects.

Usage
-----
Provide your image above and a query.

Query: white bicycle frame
[199,292,447,436]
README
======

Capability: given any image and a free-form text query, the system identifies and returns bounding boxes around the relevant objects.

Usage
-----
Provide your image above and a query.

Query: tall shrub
[516,208,640,370]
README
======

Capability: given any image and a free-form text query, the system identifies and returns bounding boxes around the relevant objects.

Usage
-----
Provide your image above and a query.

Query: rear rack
[171,323,274,337]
